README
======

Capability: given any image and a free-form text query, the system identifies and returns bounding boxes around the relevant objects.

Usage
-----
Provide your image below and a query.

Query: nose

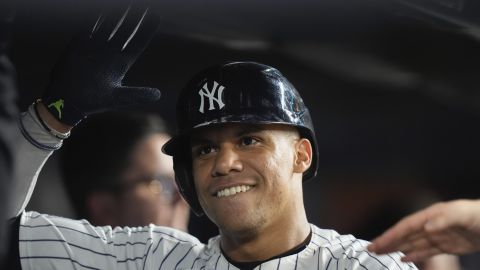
[212,146,243,177]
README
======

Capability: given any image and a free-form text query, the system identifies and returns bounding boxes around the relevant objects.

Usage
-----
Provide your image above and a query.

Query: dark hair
[59,111,170,219]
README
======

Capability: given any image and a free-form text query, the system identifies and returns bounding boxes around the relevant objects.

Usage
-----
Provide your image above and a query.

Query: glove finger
[111,86,161,107]
[90,4,134,44]
[107,4,152,50]
[118,7,160,55]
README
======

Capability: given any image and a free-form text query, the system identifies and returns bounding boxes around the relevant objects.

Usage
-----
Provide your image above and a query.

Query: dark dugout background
[9,0,480,266]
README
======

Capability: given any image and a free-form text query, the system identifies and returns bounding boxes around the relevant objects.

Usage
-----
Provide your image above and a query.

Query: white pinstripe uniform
[13,106,418,270]
[19,212,415,270]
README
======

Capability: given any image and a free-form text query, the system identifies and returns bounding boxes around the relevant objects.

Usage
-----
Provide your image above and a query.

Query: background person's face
[116,134,188,229]
[191,123,303,236]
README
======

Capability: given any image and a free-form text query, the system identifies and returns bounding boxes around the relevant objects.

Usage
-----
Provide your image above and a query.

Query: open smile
[216,185,254,198]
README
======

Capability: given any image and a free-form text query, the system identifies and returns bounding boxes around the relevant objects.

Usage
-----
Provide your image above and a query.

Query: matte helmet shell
[163,62,318,216]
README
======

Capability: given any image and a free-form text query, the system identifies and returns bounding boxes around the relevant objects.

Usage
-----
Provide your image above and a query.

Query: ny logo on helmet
[198,81,225,113]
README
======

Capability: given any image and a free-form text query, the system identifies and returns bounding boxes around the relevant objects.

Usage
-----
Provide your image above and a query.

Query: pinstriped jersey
[19,211,417,270]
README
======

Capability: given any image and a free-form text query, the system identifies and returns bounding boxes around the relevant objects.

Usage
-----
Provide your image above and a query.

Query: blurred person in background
[60,111,190,231]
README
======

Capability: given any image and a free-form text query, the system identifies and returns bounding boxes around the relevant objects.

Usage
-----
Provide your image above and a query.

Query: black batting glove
[42,5,161,126]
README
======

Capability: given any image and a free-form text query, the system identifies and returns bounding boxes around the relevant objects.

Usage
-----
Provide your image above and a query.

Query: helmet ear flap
[172,148,204,216]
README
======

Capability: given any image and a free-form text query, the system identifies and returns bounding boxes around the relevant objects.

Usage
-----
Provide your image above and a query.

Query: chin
[214,209,266,237]
[218,219,259,238]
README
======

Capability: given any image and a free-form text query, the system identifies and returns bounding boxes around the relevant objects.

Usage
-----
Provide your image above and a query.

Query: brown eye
[198,145,216,156]
[241,137,259,146]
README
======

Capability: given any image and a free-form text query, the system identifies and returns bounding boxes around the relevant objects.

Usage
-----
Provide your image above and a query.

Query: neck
[219,208,310,262]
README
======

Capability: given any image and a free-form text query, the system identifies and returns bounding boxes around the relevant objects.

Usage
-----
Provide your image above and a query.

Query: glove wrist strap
[33,99,71,140]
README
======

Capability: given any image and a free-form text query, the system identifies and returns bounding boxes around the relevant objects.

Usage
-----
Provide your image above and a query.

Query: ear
[293,138,313,174]
[86,191,118,226]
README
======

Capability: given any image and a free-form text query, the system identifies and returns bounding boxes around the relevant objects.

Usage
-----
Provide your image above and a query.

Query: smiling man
[191,124,310,261]
[9,60,420,269]
[5,7,417,268]
[159,63,320,268]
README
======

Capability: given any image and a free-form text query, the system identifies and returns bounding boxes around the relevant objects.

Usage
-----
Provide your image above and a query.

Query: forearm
[8,102,70,218]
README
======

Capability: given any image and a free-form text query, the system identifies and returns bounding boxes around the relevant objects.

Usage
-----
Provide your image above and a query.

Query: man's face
[116,134,188,230]
[191,123,309,235]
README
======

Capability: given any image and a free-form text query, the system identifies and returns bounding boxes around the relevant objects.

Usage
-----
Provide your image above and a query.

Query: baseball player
[5,5,418,270]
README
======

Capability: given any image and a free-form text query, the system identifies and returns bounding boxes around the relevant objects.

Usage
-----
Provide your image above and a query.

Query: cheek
[263,157,282,180]
[261,148,296,194]
[192,162,210,204]
[192,163,203,190]
[192,159,206,178]
[265,147,294,177]
[192,158,213,183]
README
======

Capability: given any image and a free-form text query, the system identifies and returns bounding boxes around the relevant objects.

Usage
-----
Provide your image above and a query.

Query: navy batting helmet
[163,62,318,216]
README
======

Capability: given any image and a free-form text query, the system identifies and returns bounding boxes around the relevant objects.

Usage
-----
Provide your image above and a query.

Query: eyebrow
[190,124,264,146]
[236,125,263,137]
[190,137,210,147]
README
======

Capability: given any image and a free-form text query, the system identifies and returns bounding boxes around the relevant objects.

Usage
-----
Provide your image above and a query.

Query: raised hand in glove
[42,5,161,126]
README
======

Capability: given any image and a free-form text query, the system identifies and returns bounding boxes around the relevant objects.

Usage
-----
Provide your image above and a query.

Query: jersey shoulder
[309,224,417,270]
[19,211,206,270]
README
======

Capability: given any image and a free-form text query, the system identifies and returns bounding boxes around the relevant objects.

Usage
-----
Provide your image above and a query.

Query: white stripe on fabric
[19,212,416,270]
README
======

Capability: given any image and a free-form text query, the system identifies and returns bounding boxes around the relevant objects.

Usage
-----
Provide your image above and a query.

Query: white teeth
[216,185,253,198]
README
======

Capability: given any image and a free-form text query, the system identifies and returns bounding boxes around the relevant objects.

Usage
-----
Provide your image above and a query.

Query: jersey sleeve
[19,211,201,270]
[335,237,417,270]
[311,226,417,270]
[9,104,63,218]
